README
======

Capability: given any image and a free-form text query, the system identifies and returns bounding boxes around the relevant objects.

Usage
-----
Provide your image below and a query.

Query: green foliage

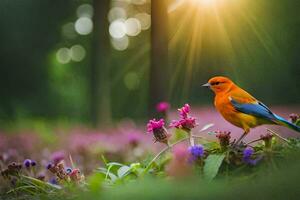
[2,175,61,200]
[96,161,145,185]
[203,154,226,181]
[2,130,300,200]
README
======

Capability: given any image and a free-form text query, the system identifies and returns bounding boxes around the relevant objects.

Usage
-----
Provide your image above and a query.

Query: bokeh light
[70,45,86,62]
[56,48,71,64]
[111,36,129,51]
[124,72,140,90]
[134,13,151,30]
[75,17,93,35]
[76,4,93,18]
[109,20,126,39]
[125,18,141,36]
[62,22,77,39]
[108,7,127,23]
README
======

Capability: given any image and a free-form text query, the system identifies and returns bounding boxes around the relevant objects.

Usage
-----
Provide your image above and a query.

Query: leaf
[203,154,225,181]
[207,131,216,135]
[200,123,214,132]
[107,172,117,182]
[87,173,104,193]
[104,165,118,182]
[107,162,124,167]
[174,128,188,140]
[97,167,108,173]
[117,165,131,178]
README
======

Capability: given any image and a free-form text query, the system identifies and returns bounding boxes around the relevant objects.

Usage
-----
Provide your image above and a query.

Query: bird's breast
[214,94,246,129]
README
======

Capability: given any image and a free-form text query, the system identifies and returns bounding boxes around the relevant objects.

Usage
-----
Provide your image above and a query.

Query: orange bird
[203,76,300,143]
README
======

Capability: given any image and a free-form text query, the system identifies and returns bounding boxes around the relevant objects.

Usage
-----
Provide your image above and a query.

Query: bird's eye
[215,82,220,85]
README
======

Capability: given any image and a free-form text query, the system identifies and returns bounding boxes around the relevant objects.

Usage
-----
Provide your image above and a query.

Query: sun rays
[168,0,281,101]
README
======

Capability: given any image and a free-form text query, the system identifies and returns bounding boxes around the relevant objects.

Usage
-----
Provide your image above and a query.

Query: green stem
[143,137,189,175]
[185,130,194,146]
[266,128,290,143]
[190,135,195,146]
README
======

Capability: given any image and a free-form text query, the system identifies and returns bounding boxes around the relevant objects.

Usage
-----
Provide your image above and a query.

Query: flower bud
[23,159,32,168]
[216,131,231,149]
[260,133,273,149]
[147,119,169,144]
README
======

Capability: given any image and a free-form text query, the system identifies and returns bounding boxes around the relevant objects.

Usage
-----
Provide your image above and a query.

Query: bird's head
[202,76,235,94]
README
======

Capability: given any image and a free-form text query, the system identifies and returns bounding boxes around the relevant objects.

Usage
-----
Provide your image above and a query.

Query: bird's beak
[202,83,211,87]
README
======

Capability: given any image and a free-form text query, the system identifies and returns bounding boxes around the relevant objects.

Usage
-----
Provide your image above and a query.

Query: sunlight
[194,0,216,6]
[168,0,280,101]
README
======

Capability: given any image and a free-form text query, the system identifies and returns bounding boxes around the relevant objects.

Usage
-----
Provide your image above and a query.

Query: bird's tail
[273,114,300,132]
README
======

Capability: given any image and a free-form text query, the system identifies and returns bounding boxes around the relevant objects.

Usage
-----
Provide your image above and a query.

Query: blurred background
[0,0,299,127]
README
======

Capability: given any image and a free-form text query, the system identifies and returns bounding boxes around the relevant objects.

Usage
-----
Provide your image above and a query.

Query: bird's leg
[233,132,247,146]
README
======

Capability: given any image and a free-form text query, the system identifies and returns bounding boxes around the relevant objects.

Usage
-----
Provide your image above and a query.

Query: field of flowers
[1,103,300,200]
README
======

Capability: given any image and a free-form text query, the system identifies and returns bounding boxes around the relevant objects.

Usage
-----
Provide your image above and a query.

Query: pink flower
[147,119,165,133]
[173,144,190,162]
[156,102,170,113]
[147,119,169,144]
[125,132,142,147]
[178,104,190,118]
[50,151,65,165]
[170,117,197,131]
[166,144,192,178]
[169,104,197,131]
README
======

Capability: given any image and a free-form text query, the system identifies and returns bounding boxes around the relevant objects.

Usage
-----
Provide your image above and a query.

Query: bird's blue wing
[229,97,276,121]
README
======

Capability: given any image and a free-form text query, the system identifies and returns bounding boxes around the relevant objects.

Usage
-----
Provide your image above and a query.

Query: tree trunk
[90,0,111,127]
[149,0,169,118]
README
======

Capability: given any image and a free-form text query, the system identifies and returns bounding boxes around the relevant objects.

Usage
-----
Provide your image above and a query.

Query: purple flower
[49,177,58,185]
[178,104,190,118]
[242,147,261,165]
[243,147,254,158]
[23,159,31,168]
[147,119,169,144]
[170,117,197,131]
[188,145,204,161]
[156,102,170,113]
[31,160,37,167]
[50,151,65,164]
[46,163,54,170]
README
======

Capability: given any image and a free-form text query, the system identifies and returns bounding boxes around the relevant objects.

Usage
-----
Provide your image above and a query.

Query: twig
[191,135,205,139]
[191,134,214,143]
[143,137,189,174]
[266,128,290,143]
[69,154,75,168]
[245,138,263,145]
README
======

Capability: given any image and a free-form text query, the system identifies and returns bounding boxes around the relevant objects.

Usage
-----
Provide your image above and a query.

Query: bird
[202,76,300,144]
